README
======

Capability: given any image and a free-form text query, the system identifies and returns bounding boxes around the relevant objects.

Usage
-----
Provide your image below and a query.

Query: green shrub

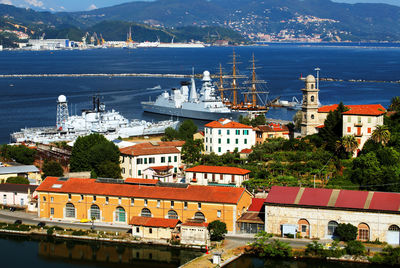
[370,245,400,266]
[72,230,87,236]
[345,240,365,256]
[305,241,325,257]
[47,228,54,236]
[207,220,227,241]
[250,231,292,258]
[336,223,358,241]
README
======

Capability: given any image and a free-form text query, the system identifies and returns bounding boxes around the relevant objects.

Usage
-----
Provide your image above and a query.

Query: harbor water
[0,44,400,144]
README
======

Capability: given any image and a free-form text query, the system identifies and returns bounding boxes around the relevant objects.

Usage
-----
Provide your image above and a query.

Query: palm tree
[371,125,391,146]
[336,135,358,154]
[389,96,400,111]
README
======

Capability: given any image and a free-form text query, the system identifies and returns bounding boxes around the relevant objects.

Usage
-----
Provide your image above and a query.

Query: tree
[370,245,400,266]
[345,240,365,256]
[70,134,121,178]
[181,139,203,165]
[6,176,29,184]
[0,145,36,165]
[178,120,197,140]
[42,161,64,178]
[389,96,400,111]
[207,220,227,241]
[161,127,179,141]
[335,223,358,242]
[336,135,358,157]
[371,125,391,146]
[250,231,292,258]
[293,110,302,131]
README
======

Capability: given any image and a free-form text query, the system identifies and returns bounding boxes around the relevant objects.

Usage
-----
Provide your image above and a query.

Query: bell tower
[301,75,319,136]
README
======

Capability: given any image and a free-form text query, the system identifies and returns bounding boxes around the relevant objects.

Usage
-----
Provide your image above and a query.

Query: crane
[100,34,105,46]
[82,32,89,46]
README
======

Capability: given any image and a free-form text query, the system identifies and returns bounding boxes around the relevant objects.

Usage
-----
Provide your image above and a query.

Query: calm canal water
[0,234,202,267]
[224,255,383,268]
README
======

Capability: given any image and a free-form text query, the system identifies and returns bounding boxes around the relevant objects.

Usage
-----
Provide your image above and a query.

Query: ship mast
[251,53,257,107]
[243,53,268,109]
[232,50,238,106]
[219,63,224,100]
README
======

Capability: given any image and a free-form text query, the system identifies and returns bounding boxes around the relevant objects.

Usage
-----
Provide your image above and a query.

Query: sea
[0,44,399,144]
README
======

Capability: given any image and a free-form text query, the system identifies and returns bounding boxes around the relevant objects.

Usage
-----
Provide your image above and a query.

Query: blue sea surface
[0,45,399,144]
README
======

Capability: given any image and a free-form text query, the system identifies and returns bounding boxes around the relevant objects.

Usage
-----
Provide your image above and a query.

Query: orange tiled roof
[240,148,253,154]
[185,165,250,175]
[130,216,180,228]
[256,123,288,132]
[205,118,253,129]
[125,178,158,185]
[120,141,185,156]
[36,177,247,204]
[318,104,386,116]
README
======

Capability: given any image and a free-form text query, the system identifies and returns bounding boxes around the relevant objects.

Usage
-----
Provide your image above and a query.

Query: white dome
[306,75,316,83]
[58,95,67,103]
[202,70,211,81]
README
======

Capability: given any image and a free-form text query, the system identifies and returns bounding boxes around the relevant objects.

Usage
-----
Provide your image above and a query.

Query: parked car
[37,222,46,228]
[14,219,22,225]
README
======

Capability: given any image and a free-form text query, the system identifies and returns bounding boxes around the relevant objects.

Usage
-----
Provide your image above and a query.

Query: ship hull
[142,102,240,121]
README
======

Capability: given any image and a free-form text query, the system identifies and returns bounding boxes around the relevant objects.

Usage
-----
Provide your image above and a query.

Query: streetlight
[314,67,321,90]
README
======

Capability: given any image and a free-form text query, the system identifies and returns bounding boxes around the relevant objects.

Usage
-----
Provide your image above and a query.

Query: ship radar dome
[306,75,316,83]
[58,95,67,103]
[202,70,211,81]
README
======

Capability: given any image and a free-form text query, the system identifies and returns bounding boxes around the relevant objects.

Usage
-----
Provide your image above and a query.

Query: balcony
[354,122,363,127]
[355,132,363,137]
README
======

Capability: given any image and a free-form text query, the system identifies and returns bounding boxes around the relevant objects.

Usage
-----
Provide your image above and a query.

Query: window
[389,225,400,231]
[244,139,247,144]
[358,116,362,124]
[136,227,140,233]
[138,170,141,176]
[90,205,100,220]
[236,130,240,135]
[205,145,208,151]
[144,158,147,164]
[218,138,221,144]
[311,95,314,102]
[68,194,71,200]
[174,156,177,162]
[235,139,238,144]
[358,223,370,241]
[210,138,212,143]
[171,201,174,208]
[217,210,221,218]
[347,127,351,133]
[118,197,121,204]
[168,156,171,163]
[327,221,338,236]
[301,225,307,232]
[157,200,160,207]
[368,117,371,123]
[43,196,46,202]
[137,158,143,165]
[220,174,223,180]
[50,208,54,215]
[204,173,208,179]
[205,128,208,134]
[218,147,221,153]
[184,201,188,209]
[144,199,148,206]
[227,138,230,144]
[198,202,201,210]
[161,157,165,163]
[51,197,54,203]
[231,175,235,183]
[212,174,215,182]
[80,195,84,201]
[206,137,208,143]
[105,197,109,204]
[149,157,155,164]
[122,168,125,174]
[2,194,6,205]
[93,196,96,202]
[115,207,126,222]
[141,208,151,217]
[210,146,212,152]
[65,203,75,218]
[194,212,205,221]
[174,167,177,173]
[218,129,221,135]
[20,198,24,206]
[210,129,212,134]
[367,128,371,134]
[149,228,152,234]
[131,198,134,206]
[168,210,178,219]
[347,116,351,123]
[227,130,230,135]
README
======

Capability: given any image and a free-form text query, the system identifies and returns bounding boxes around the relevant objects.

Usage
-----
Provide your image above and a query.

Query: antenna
[314,67,321,89]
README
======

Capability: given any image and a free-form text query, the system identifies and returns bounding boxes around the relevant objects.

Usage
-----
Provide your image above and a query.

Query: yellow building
[36,177,253,233]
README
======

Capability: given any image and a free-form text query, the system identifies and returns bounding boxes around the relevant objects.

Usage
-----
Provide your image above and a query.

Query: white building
[204,118,255,155]
[265,186,400,245]
[119,141,184,181]
[317,104,386,151]
[185,165,251,187]
[180,221,210,247]
[0,184,38,212]
[27,39,74,50]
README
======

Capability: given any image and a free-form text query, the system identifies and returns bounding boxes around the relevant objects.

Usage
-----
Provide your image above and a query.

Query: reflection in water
[38,239,201,267]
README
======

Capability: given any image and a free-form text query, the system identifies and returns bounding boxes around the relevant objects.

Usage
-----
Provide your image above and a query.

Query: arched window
[389,225,400,231]
[194,212,205,222]
[167,210,178,219]
[90,204,100,220]
[327,221,338,236]
[311,95,315,102]
[311,84,314,89]
[298,219,310,237]
[311,114,314,119]
[65,203,75,218]
[358,223,370,241]
[115,207,126,222]
[141,208,152,217]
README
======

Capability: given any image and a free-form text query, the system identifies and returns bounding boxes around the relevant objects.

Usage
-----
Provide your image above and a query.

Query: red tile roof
[205,118,253,129]
[36,177,248,204]
[266,186,400,213]
[248,198,266,212]
[125,178,158,185]
[129,216,180,228]
[185,165,250,175]
[240,148,253,154]
[120,141,185,156]
[256,123,288,133]
[318,104,386,116]
[181,222,209,227]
